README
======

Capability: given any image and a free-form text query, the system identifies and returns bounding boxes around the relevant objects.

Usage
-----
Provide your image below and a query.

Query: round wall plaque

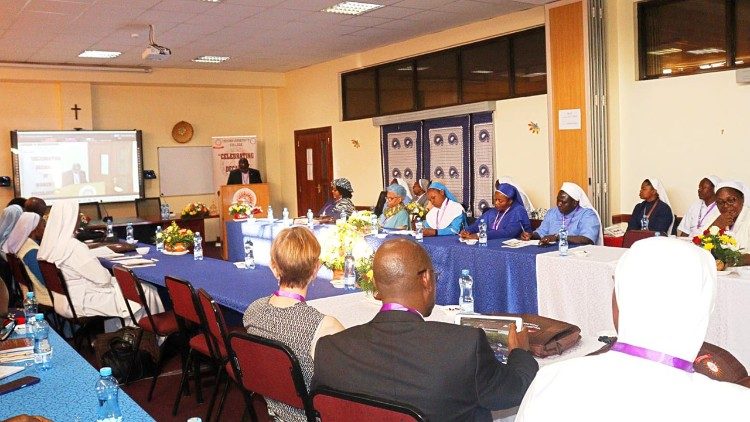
[172,121,194,143]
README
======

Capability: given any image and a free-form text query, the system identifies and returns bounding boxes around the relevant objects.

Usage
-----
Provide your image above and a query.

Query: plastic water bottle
[478,219,488,246]
[640,215,649,230]
[558,226,569,256]
[23,292,38,338]
[96,367,123,422]
[193,232,203,261]
[343,251,356,289]
[160,204,168,220]
[243,237,255,269]
[282,207,290,225]
[155,226,164,252]
[106,219,114,239]
[306,209,314,229]
[267,205,274,221]
[125,223,134,244]
[459,269,474,313]
[415,220,423,243]
[370,214,379,235]
[33,314,51,370]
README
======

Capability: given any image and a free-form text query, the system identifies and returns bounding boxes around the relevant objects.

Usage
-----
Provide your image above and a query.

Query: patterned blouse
[243,297,325,422]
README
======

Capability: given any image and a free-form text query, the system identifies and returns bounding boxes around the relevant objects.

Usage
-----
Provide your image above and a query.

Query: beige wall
[607,0,750,218]
[277,7,548,215]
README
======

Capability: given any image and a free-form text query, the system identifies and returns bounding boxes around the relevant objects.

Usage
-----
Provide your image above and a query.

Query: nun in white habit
[38,200,164,325]
[516,237,750,422]
[677,175,721,237]
[713,180,750,256]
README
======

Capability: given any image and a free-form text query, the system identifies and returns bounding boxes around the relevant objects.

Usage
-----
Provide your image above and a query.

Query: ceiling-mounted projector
[142,24,171,61]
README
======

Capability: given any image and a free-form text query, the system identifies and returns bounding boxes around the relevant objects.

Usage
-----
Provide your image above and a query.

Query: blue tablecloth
[226,221,548,314]
[100,246,357,314]
[0,329,154,421]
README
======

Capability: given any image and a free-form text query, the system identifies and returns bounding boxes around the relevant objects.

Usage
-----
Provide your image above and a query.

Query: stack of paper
[0,338,34,363]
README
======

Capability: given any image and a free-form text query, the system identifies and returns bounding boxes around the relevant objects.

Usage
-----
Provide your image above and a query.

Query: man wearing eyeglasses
[312,238,538,421]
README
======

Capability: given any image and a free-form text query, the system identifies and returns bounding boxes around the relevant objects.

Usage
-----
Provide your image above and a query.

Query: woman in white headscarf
[411,179,431,207]
[711,181,750,265]
[627,178,674,234]
[521,182,602,245]
[38,200,163,323]
[516,237,750,421]
[2,212,52,306]
[677,176,721,237]
[0,204,23,250]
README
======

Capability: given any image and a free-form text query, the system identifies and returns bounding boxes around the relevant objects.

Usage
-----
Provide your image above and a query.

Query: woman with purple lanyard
[243,227,344,422]
[516,237,750,421]
[521,182,602,245]
[422,181,466,237]
[460,182,531,240]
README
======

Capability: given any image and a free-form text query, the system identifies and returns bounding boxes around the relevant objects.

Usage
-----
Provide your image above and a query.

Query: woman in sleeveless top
[243,226,344,422]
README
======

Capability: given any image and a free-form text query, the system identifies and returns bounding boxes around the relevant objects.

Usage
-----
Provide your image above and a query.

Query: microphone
[99,201,112,223]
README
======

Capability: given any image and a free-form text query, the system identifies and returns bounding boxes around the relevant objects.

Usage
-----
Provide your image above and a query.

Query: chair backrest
[197,288,231,359]
[135,198,161,219]
[7,253,31,291]
[165,275,202,325]
[622,229,658,248]
[113,265,157,330]
[228,332,315,420]
[37,259,77,319]
[79,202,102,220]
[312,387,427,422]
[373,191,387,217]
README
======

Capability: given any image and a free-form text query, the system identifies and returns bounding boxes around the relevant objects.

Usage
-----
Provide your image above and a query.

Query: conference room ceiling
[0,0,553,72]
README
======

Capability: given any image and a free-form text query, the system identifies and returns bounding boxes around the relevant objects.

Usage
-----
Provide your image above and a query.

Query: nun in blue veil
[422,182,466,236]
[460,182,532,240]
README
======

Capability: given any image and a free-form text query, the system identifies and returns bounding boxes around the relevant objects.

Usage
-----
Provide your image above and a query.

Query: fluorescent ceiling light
[192,55,230,63]
[699,64,712,70]
[471,70,494,74]
[324,1,383,15]
[662,68,672,75]
[710,61,725,68]
[201,0,221,2]
[647,48,682,56]
[78,50,121,59]
[396,66,428,71]
[736,60,745,65]
[521,72,547,78]
[687,48,725,55]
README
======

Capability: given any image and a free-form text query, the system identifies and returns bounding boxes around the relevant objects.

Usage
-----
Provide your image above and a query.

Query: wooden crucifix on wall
[70,104,82,120]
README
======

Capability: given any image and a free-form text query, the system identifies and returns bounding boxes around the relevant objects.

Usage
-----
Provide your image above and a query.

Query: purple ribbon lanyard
[273,290,306,303]
[611,342,694,373]
[380,302,423,318]
[697,203,717,228]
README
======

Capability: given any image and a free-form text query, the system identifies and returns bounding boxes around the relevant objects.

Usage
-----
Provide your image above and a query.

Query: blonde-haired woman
[243,226,344,422]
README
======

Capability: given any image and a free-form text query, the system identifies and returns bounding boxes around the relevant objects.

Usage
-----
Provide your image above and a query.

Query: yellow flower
[703,243,714,251]
[366,269,374,279]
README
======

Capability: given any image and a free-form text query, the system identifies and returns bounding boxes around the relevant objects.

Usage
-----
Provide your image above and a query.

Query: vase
[233,213,248,222]
[332,269,344,281]
[165,242,190,253]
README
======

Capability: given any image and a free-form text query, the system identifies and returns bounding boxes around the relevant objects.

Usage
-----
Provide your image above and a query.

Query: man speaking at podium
[227,157,262,185]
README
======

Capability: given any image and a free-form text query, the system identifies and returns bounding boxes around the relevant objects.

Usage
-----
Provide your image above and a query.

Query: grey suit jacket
[312,310,539,421]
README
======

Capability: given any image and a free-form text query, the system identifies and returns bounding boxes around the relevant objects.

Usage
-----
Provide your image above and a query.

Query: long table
[536,245,750,369]
[0,329,154,421]
[225,220,551,314]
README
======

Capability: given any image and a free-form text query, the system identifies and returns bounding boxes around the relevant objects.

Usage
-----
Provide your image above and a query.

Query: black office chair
[79,202,102,220]
[372,191,387,217]
[136,197,162,220]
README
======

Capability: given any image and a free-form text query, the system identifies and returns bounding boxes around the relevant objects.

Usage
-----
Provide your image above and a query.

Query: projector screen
[11,130,144,204]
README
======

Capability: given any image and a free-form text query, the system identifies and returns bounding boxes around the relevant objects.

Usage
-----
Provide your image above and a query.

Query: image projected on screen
[11,130,144,204]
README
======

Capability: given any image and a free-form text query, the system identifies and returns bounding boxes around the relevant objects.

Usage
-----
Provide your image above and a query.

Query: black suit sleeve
[250,169,262,183]
[474,328,539,410]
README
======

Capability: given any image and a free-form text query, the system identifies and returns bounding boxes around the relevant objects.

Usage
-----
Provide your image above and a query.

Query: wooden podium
[219,183,270,260]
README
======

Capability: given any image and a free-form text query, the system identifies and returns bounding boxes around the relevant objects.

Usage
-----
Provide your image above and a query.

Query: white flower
[709,226,720,236]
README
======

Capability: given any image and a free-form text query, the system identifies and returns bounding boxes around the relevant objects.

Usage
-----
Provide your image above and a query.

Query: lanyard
[642,200,660,219]
[611,342,694,373]
[697,202,716,228]
[491,208,509,231]
[561,207,580,231]
[380,302,423,318]
[273,290,306,303]
[436,198,451,228]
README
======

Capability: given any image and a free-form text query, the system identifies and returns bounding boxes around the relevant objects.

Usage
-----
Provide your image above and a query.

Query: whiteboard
[158,146,213,196]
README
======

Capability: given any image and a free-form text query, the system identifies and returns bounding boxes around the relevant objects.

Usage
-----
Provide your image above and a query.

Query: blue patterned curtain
[422,116,471,208]
[381,122,422,189]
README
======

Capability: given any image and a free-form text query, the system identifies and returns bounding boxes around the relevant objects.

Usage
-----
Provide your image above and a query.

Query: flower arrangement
[692,225,742,270]
[156,221,194,252]
[181,202,210,219]
[78,212,91,228]
[405,202,428,220]
[228,202,261,219]
[319,217,375,293]
[347,210,376,233]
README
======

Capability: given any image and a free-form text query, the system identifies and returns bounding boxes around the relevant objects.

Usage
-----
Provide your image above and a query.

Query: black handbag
[96,327,156,383]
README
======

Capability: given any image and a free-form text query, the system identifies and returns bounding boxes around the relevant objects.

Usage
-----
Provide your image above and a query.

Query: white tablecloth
[308,292,603,422]
[536,245,750,369]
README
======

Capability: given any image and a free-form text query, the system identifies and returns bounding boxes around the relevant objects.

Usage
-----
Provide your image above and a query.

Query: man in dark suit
[226,157,262,185]
[61,163,87,186]
[311,238,539,421]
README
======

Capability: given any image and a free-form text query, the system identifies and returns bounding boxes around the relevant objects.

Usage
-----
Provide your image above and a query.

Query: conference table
[225,220,552,314]
[0,329,154,421]
[536,244,750,369]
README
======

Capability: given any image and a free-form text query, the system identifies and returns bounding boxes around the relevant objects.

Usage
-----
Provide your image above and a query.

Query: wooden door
[294,127,333,214]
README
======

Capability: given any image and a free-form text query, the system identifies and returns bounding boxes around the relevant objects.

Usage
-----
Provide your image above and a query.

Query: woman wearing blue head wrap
[379,184,410,229]
[460,182,532,240]
[423,182,466,236]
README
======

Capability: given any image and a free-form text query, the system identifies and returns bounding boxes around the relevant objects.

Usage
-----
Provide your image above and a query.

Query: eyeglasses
[386,196,399,201]
[716,197,741,207]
